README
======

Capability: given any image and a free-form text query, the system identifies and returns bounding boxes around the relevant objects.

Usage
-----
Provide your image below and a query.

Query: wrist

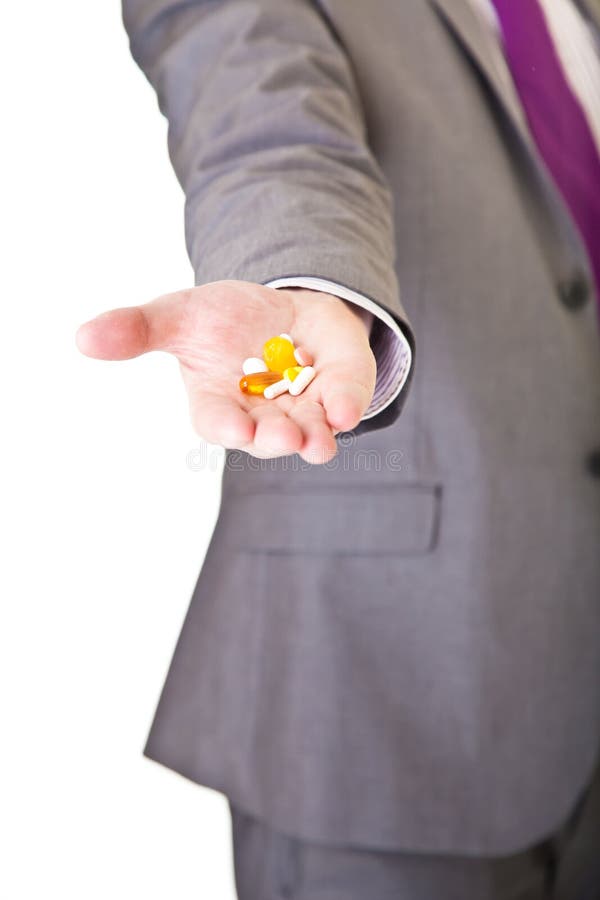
[281,286,373,336]
[343,300,374,336]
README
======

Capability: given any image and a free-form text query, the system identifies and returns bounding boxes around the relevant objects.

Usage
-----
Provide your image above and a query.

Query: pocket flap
[220,484,442,556]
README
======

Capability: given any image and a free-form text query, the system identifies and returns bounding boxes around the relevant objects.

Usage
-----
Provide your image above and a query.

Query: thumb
[320,354,376,433]
[75,292,185,361]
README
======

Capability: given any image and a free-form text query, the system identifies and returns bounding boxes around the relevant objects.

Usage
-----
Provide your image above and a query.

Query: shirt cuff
[264,276,412,422]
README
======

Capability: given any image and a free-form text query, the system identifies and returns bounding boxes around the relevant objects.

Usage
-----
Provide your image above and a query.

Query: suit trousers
[229,764,600,900]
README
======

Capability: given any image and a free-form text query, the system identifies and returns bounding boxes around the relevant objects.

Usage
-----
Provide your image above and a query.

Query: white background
[1,2,236,897]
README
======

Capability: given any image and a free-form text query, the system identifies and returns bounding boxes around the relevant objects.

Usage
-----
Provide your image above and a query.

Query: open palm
[76,280,376,463]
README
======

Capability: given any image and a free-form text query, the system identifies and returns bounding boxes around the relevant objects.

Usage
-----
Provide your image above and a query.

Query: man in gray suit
[77,0,600,896]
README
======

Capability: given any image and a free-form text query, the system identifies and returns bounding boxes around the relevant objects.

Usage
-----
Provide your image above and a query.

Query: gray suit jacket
[122,0,600,854]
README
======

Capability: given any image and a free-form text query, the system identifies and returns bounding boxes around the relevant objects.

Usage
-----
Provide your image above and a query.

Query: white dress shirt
[269,0,600,423]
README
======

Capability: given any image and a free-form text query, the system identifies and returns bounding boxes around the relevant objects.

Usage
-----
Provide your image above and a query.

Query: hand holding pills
[76,280,376,464]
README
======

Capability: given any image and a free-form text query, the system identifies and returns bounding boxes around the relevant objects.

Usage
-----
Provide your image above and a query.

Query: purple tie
[491,0,600,307]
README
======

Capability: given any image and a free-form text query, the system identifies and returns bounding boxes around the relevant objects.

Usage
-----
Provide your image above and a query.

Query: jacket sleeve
[121,0,415,428]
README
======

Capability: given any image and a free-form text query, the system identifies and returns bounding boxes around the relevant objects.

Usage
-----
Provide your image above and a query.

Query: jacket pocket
[221,483,442,556]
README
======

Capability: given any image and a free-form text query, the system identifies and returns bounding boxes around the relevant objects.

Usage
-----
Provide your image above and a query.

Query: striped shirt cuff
[265,276,412,421]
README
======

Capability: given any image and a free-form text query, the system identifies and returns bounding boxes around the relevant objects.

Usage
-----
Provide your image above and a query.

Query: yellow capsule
[283,366,303,382]
[263,336,297,372]
[239,371,282,395]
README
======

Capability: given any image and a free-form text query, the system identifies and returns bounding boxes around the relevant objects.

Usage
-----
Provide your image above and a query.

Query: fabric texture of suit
[122,0,600,855]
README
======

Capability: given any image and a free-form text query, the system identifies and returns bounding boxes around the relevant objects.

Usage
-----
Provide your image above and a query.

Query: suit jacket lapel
[428,0,596,290]
[579,0,600,24]
[428,0,534,150]
[574,0,600,46]
[430,0,600,145]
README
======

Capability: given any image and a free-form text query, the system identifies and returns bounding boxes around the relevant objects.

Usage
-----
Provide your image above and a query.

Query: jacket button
[585,449,600,478]
[558,274,589,310]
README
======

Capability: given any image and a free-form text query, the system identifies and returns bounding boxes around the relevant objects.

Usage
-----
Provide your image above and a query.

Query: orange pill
[263,336,297,372]
[239,371,282,395]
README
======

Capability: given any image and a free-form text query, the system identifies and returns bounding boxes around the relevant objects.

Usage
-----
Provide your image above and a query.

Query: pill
[242,356,269,375]
[283,366,303,382]
[264,379,290,400]
[293,346,313,366]
[279,333,294,344]
[288,365,316,396]
[239,371,282,395]
[263,335,297,372]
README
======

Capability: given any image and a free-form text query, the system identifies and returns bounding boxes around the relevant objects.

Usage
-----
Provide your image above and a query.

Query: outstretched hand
[76,280,376,463]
